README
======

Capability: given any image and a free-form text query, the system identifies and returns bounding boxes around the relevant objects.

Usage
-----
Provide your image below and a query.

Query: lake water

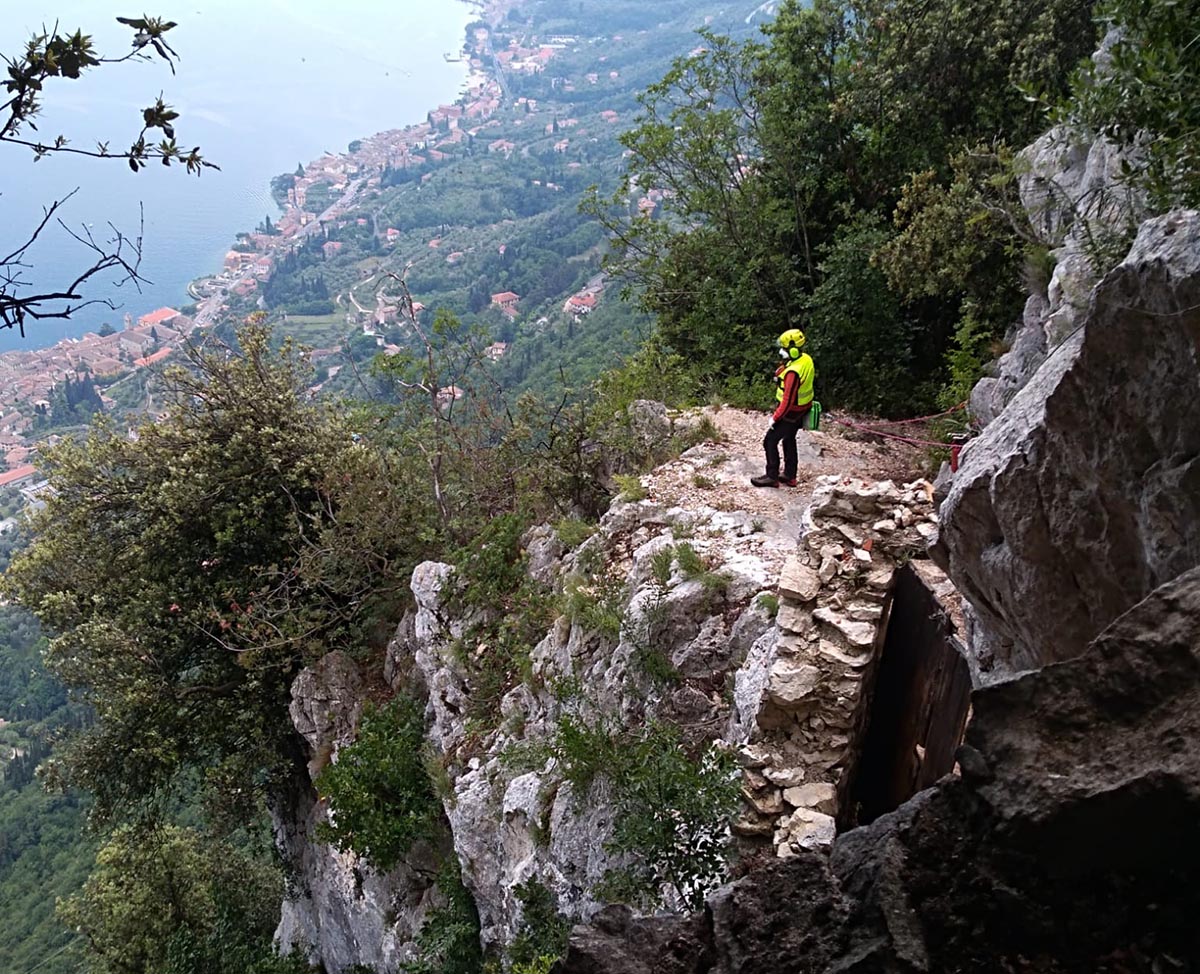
[0,0,472,352]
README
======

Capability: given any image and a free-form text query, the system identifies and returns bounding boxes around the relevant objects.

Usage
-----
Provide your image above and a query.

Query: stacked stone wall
[732,475,950,856]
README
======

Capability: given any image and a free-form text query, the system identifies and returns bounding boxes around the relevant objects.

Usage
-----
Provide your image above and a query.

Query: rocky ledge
[557,566,1200,974]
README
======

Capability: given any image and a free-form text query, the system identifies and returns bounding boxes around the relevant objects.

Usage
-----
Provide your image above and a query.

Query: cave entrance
[846,562,973,827]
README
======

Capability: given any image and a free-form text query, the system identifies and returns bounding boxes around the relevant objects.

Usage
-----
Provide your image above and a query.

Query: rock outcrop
[935,211,1200,683]
[273,408,953,972]
[408,497,795,949]
[556,157,1200,974]
[557,567,1200,973]
[970,35,1145,427]
[275,652,444,973]
[276,425,962,971]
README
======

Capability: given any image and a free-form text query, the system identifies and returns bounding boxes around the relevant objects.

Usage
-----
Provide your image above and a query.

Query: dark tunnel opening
[846,563,973,828]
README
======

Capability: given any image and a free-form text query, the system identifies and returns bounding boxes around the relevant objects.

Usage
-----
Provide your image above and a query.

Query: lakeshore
[0,1,521,481]
[0,0,480,354]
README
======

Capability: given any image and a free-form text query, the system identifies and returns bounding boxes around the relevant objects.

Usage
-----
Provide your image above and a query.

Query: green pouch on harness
[805,402,822,431]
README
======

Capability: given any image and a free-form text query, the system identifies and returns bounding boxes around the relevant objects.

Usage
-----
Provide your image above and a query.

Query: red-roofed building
[565,292,598,315]
[0,464,37,488]
[134,347,173,369]
[138,307,180,328]
[490,291,519,311]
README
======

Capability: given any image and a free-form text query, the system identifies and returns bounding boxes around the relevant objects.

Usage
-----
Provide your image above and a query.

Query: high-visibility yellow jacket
[774,354,814,421]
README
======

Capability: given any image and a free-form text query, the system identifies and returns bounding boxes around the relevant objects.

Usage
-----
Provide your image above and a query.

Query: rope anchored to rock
[825,402,972,469]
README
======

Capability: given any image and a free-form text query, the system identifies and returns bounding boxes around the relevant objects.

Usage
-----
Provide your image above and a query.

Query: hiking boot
[779,476,798,487]
[750,474,779,488]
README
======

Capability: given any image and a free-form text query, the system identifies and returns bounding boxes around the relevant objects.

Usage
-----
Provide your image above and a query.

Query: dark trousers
[763,414,806,478]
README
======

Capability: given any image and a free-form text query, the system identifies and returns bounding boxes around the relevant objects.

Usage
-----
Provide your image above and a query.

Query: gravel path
[641,406,931,538]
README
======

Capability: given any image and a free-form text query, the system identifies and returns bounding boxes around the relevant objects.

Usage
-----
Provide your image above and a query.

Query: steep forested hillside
[0,606,94,974]
[6,0,1198,970]
[217,1,763,405]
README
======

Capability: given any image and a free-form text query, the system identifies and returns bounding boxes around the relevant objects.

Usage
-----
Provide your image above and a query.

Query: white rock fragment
[778,556,822,602]
[776,601,811,635]
[813,608,877,648]
[818,640,872,668]
[766,659,821,708]
[762,765,806,787]
[782,782,837,814]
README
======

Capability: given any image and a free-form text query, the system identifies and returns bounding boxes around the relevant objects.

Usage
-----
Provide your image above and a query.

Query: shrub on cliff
[316,696,440,872]
[5,325,423,825]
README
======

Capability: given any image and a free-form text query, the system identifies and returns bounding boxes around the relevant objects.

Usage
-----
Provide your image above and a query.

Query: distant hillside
[206,0,765,403]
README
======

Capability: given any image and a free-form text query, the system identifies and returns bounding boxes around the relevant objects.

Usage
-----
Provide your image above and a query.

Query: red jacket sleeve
[773,371,798,422]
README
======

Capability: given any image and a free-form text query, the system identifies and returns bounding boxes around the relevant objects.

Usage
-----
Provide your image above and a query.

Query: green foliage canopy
[1063,0,1200,209]
[56,824,296,974]
[598,0,1098,413]
[5,326,368,824]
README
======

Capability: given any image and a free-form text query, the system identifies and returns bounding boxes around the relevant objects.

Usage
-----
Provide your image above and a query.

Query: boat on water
[443,52,464,62]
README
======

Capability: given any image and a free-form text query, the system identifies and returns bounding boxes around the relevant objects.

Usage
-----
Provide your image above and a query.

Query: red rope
[828,416,954,449]
[855,401,967,427]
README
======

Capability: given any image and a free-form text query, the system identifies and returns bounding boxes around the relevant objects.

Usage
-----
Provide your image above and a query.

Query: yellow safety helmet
[778,328,806,359]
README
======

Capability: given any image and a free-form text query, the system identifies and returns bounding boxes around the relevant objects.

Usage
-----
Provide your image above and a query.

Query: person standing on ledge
[751,328,814,488]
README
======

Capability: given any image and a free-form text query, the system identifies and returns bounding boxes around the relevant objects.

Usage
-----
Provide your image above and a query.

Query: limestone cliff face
[935,210,1200,684]
[271,97,1200,971]
[407,497,792,949]
[274,652,445,973]
[277,415,950,970]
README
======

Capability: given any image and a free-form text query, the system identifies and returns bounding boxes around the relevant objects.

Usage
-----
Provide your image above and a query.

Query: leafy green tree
[5,326,370,825]
[877,148,1030,406]
[597,0,1098,412]
[1062,0,1200,208]
[56,825,292,974]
